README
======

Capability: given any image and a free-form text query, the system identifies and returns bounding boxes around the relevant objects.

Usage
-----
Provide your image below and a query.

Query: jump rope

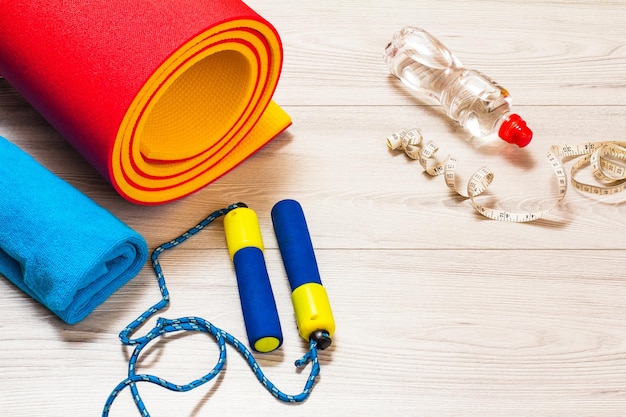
[102,200,335,416]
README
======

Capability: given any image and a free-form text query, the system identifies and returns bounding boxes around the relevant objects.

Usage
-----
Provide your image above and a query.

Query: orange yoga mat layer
[0,0,291,204]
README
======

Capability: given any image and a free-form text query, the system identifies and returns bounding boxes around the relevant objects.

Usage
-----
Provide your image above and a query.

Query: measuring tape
[387,129,626,222]
[556,141,626,195]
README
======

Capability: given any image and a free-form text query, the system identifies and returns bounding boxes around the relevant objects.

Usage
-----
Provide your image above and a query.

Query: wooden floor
[2,1,626,416]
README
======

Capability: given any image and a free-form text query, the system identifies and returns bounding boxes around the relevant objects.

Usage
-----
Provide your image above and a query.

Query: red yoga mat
[0,0,291,204]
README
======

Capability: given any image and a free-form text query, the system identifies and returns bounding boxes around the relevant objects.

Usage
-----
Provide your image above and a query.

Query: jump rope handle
[271,199,335,350]
[224,206,283,353]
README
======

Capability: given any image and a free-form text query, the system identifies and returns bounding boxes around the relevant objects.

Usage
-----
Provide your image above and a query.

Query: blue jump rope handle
[271,200,323,289]
[224,207,283,353]
[271,199,335,349]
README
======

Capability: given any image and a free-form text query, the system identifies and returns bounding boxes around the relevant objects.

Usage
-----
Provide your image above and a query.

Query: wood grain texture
[1,1,626,416]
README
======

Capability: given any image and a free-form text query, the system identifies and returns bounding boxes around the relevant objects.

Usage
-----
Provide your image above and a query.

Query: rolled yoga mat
[0,0,291,204]
[0,137,148,324]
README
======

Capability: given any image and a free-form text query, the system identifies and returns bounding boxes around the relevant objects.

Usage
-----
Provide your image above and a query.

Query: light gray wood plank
[1,249,625,416]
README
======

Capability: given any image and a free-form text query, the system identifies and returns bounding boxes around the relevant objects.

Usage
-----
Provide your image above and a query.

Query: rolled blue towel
[0,136,148,324]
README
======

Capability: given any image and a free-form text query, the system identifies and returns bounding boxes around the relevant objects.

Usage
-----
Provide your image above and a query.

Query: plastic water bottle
[384,26,532,147]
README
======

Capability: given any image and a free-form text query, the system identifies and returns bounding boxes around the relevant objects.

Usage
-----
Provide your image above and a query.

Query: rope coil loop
[103,203,325,417]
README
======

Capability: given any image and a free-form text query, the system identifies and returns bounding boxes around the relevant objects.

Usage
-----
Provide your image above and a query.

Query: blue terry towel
[0,136,148,324]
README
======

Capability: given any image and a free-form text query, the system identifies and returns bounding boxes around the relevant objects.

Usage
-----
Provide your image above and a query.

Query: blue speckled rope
[102,203,325,417]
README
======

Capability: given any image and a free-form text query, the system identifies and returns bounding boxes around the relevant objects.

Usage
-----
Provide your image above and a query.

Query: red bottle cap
[498,114,532,147]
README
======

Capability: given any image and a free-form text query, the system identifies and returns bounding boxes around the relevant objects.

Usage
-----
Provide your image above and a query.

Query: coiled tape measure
[103,199,335,416]
[387,128,626,222]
